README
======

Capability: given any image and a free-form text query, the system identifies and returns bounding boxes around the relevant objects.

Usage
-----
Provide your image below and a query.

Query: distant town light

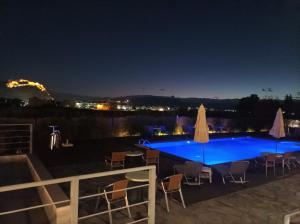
[96,104,110,110]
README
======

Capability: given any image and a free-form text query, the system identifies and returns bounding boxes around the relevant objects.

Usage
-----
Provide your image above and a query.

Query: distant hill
[1,81,239,110]
[0,80,52,102]
[49,91,107,102]
[49,92,239,110]
[116,95,239,110]
[45,92,240,110]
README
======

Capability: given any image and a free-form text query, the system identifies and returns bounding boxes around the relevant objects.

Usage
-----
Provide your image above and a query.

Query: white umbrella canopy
[269,107,285,138]
[194,104,209,143]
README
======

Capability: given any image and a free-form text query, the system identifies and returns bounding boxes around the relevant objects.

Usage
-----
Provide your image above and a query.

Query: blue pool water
[144,137,300,165]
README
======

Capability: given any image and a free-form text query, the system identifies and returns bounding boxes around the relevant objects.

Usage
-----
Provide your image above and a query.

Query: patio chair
[105,152,127,170]
[265,154,279,176]
[280,152,293,175]
[214,161,249,184]
[173,161,203,185]
[201,165,213,184]
[289,154,300,167]
[213,163,230,184]
[158,174,186,212]
[95,180,131,224]
[228,161,249,184]
[143,150,160,172]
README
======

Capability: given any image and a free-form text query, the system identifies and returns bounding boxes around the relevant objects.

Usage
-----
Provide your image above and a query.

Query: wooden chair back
[111,152,126,162]
[146,150,160,163]
[166,174,183,191]
[146,150,160,159]
[108,180,128,201]
[184,161,203,176]
[283,152,293,159]
[266,154,277,162]
[230,161,249,175]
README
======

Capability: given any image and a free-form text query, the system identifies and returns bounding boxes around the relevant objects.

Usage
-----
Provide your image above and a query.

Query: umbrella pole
[202,144,205,164]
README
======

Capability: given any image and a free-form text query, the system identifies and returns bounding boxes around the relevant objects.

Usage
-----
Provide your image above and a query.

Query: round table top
[125,171,149,182]
[126,151,144,157]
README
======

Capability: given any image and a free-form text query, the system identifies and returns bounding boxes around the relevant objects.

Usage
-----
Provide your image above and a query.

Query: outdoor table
[126,151,144,157]
[125,171,149,182]
[125,171,150,202]
[125,151,144,167]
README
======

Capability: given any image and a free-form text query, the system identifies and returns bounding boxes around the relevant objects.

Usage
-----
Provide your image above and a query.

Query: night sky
[0,0,299,99]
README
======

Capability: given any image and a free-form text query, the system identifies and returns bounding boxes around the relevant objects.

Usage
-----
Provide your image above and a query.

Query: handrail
[78,201,149,220]
[0,124,33,153]
[0,141,30,145]
[0,166,152,193]
[0,165,156,224]
[79,183,149,200]
[0,199,70,216]
[0,124,32,126]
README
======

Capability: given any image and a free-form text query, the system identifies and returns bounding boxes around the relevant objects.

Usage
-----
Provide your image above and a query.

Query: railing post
[148,166,156,224]
[29,124,33,154]
[70,177,79,224]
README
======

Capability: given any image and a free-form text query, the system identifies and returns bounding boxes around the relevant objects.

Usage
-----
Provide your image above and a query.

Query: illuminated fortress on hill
[1,79,53,103]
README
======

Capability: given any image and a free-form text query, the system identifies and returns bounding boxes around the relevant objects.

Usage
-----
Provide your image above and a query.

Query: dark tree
[236,94,260,116]
[283,94,294,115]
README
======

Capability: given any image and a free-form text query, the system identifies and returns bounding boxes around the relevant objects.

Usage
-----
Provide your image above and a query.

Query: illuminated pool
[144,137,300,165]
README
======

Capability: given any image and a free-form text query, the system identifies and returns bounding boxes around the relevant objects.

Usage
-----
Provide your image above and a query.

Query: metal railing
[0,124,33,154]
[0,165,156,224]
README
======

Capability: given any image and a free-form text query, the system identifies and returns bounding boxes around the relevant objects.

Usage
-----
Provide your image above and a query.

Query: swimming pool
[143,137,300,165]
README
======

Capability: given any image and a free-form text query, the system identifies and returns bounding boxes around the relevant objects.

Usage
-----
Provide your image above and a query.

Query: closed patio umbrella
[269,107,285,152]
[194,104,209,143]
[194,104,209,163]
[175,115,183,135]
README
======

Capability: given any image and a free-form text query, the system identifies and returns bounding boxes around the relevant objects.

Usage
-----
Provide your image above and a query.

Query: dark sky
[1,0,299,99]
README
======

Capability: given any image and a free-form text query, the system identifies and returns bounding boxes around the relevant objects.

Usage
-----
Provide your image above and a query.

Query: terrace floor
[155,173,300,224]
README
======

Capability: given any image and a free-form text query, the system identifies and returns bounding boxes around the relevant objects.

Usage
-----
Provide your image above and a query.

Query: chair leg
[265,163,268,177]
[184,175,190,185]
[222,176,226,184]
[287,160,291,171]
[164,192,170,212]
[179,189,186,208]
[107,202,113,224]
[273,162,276,176]
[209,171,212,184]
[95,187,101,211]
[282,160,285,176]
[240,177,243,184]
[125,196,132,218]
[229,173,236,183]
